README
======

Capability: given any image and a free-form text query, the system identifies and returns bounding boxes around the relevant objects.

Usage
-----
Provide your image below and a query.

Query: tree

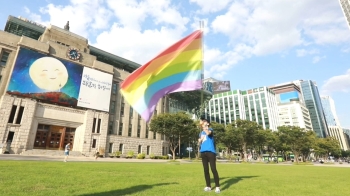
[168,90,212,119]
[149,112,197,160]
[209,121,226,149]
[233,120,261,161]
[299,131,317,162]
[316,137,341,160]
[277,126,315,164]
[254,129,275,161]
[221,123,241,160]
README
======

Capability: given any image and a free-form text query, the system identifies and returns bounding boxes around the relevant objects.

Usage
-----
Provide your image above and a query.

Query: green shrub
[150,153,155,159]
[114,151,121,157]
[126,151,134,158]
[137,153,146,159]
[108,153,115,158]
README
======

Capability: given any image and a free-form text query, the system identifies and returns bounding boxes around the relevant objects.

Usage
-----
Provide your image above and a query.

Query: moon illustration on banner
[29,57,69,91]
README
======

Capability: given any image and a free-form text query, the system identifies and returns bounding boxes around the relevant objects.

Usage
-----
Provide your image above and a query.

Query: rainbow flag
[120,30,203,122]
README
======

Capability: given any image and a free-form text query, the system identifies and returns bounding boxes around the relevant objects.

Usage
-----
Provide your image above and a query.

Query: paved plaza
[1,154,350,168]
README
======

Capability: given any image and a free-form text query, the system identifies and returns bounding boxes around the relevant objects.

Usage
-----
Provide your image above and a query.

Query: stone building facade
[0,16,169,156]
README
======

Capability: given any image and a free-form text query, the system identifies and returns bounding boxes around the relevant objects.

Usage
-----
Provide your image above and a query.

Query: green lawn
[0,161,349,196]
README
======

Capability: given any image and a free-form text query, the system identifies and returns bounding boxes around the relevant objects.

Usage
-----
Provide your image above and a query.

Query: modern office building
[205,86,279,130]
[339,0,350,29]
[343,128,350,149]
[295,80,328,138]
[269,82,313,130]
[0,15,170,156]
[344,128,350,136]
[321,96,348,150]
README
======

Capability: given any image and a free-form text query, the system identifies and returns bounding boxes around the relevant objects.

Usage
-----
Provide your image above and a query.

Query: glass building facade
[205,87,279,130]
[321,96,338,127]
[4,16,45,40]
[269,82,313,130]
[340,0,350,29]
[298,80,328,137]
[321,96,348,150]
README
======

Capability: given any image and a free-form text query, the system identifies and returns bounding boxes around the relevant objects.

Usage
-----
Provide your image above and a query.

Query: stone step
[20,149,83,157]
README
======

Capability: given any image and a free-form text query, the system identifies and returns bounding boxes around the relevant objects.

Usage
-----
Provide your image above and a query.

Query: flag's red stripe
[121,30,202,89]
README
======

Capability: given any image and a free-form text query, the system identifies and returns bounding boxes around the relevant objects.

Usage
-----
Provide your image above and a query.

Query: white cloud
[193,0,350,80]
[24,0,350,81]
[341,47,350,53]
[296,49,319,57]
[93,0,189,64]
[209,0,349,70]
[322,69,350,94]
[190,0,232,13]
[39,0,113,37]
[106,0,189,31]
[312,55,326,64]
[23,6,46,25]
[94,24,184,64]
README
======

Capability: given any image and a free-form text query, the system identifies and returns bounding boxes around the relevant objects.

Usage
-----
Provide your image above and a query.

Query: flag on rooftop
[120,30,203,122]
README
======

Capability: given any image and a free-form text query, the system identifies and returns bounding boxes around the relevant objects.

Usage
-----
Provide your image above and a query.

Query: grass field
[0,160,349,196]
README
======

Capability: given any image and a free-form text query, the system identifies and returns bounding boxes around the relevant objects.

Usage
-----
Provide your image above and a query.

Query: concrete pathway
[0,154,170,163]
[1,154,350,167]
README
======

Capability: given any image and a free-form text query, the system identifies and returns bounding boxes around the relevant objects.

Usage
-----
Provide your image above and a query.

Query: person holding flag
[198,118,220,193]
[120,29,216,193]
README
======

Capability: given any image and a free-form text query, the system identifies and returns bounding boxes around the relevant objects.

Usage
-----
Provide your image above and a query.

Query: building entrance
[34,124,75,150]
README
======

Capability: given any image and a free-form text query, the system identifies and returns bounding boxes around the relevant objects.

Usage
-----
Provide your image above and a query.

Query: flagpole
[199,20,204,120]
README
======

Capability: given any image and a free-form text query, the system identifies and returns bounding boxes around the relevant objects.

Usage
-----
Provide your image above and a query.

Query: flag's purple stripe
[140,80,202,122]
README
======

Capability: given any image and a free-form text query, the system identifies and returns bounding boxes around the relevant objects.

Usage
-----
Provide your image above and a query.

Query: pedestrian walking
[64,142,71,162]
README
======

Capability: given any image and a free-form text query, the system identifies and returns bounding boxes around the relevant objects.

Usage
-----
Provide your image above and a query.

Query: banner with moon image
[7,47,112,112]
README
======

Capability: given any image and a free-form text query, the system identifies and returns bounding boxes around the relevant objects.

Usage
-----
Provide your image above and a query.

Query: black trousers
[201,152,220,187]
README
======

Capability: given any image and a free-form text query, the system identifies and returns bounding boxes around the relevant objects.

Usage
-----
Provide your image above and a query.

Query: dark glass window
[0,51,10,66]
[108,121,114,134]
[128,124,132,137]
[92,118,96,133]
[147,146,150,155]
[97,119,101,133]
[138,145,142,153]
[137,126,141,138]
[108,143,113,153]
[92,139,97,148]
[110,101,115,114]
[5,22,43,39]
[145,125,149,138]
[118,123,123,135]
[8,105,17,123]
[15,106,24,124]
[112,82,118,94]
[129,107,133,119]
[119,143,123,152]
[120,103,124,116]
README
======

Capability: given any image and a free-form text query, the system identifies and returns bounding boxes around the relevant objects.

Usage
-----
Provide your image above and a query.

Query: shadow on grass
[214,176,258,190]
[79,182,176,196]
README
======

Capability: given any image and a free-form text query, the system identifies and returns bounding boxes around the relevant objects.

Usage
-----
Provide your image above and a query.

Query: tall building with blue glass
[321,96,348,150]
[296,80,328,138]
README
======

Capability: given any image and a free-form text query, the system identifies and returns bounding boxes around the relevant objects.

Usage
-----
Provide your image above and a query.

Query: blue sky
[0,0,349,127]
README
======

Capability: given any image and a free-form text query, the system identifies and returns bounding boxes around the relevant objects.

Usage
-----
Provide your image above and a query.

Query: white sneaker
[203,187,211,192]
[215,187,221,193]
